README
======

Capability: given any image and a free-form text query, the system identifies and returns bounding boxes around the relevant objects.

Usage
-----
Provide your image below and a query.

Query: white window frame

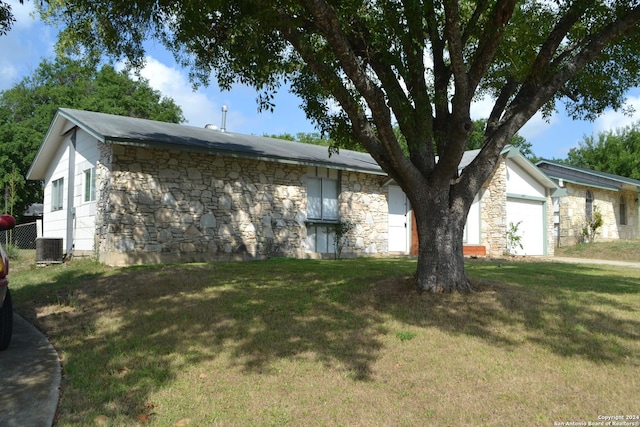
[52,178,64,211]
[306,167,340,253]
[307,168,339,222]
[84,167,96,203]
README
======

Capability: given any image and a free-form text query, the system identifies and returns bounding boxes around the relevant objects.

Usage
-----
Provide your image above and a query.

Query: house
[537,160,640,246]
[27,108,559,266]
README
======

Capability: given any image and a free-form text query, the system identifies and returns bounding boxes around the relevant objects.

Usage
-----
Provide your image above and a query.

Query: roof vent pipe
[221,105,228,132]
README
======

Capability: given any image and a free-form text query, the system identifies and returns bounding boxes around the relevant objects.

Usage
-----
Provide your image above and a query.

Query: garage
[506,197,545,256]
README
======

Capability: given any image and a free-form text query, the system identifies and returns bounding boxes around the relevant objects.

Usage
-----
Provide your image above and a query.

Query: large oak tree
[37,0,640,292]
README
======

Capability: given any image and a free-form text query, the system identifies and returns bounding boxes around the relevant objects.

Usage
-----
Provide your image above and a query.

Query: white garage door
[506,198,545,256]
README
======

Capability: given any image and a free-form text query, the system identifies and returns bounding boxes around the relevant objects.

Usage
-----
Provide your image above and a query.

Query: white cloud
[470,96,494,120]
[518,111,559,140]
[593,95,640,134]
[130,56,224,127]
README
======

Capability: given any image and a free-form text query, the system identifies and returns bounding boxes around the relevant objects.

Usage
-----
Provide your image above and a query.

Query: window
[84,168,96,202]
[620,195,627,225]
[306,225,336,253]
[307,168,338,221]
[306,167,339,253]
[585,190,593,221]
[52,178,64,211]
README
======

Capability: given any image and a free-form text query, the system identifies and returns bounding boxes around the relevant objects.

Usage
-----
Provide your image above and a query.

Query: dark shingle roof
[537,159,640,191]
[58,108,384,175]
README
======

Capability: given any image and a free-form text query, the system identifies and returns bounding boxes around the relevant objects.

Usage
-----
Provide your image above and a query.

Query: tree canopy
[564,122,640,179]
[34,0,640,292]
[0,56,184,221]
[0,0,18,36]
[467,119,536,160]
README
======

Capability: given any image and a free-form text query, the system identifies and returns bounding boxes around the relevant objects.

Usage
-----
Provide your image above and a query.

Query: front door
[388,186,410,252]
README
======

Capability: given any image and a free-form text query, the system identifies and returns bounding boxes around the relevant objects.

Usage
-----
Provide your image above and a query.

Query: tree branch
[467,0,516,91]
[295,0,420,185]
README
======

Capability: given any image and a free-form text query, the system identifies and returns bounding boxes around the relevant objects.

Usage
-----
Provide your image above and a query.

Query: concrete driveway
[0,314,60,427]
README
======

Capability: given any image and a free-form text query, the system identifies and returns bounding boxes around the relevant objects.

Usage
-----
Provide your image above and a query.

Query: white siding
[42,138,70,245]
[41,129,100,253]
[72,131,99,251]
[506,162,546,198]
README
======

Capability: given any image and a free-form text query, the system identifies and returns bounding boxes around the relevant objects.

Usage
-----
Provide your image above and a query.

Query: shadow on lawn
[376,259,640,364]
[11,258,640,422]
[12,259,396,422]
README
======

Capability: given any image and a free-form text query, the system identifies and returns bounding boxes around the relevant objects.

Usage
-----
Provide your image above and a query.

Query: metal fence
[0,222,38,249]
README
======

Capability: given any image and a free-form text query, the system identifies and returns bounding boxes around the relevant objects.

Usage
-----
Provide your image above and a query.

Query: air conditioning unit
[36,238,64,264]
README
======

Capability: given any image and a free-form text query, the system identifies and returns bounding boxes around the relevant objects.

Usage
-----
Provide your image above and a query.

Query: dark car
[0,214,16,351]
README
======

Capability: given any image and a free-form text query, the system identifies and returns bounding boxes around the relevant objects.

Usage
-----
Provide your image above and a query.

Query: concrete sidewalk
[0,314,61,427]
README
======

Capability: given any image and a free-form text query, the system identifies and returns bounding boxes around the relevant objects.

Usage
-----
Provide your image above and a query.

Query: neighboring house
[537,160,640,246]
[27,108,559,266]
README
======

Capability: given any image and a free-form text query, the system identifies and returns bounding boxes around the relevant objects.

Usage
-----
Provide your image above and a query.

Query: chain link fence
[0,222,38,249]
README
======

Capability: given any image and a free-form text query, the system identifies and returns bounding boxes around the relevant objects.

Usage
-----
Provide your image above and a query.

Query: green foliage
[265,132,331,147]
[0,0,15,36]
[582,206,604,244]
[565,122,640,179]
[332,219,355,260]
[395,331,417,342]
[4,242,20,260]
[505,221,524,255]
[36,1,640,156]
[467,119,537,160]
[0,56,184,221]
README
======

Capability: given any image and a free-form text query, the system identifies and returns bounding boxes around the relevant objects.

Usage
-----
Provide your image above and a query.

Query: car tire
[0,288,13,351]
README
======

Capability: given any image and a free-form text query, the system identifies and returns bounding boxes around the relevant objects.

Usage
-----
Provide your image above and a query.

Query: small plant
[396,331,417,342]
[332,220,355,259]
[582,206,603,243]
[505,221,524,255]
[258,234,275,258]
[4,242,20,260]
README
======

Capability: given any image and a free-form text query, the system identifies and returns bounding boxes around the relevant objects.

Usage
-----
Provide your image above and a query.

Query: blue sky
[2,0,640,160]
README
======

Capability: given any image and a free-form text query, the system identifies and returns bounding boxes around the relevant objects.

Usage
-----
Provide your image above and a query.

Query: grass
[8,248,640,426]
[555,240,640,261]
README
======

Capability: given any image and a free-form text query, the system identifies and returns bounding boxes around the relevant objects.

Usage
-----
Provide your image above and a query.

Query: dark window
[585,190,593,221]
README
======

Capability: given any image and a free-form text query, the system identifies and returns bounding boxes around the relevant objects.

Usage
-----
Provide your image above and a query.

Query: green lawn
[9,251,640,426]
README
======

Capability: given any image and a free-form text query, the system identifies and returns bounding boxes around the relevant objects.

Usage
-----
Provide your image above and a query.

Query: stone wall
[340,172,389,255]
[95,144,389,266]
[480,158,507,257]
[545,191,556,257]
[557,183,639,246]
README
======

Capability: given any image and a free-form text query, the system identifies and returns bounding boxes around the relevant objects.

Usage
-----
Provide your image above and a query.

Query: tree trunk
[412,195,472,293]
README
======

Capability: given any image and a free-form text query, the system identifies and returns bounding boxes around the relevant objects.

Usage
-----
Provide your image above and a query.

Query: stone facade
[94,144,389,266]
[479,158,507,257]
[556,182,639,246]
